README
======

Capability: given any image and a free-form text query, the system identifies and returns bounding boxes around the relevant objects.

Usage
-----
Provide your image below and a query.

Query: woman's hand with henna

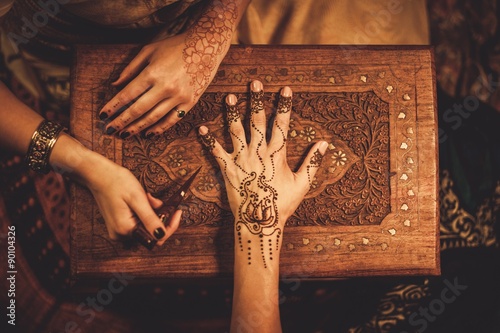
[100,0,246,139]
[198,80,327,260]
[201,80,327,333]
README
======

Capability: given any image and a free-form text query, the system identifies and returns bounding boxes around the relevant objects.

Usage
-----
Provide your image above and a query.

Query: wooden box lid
[70,45,439,281]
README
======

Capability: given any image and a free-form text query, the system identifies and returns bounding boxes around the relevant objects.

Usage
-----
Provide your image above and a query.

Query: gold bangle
[25,120,64,174]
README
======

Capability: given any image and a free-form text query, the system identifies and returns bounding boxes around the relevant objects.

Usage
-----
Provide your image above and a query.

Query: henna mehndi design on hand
[203,87,308,268]
[226,103,240,123]
[232,89,286,268]
[250,90,264,114]
[306,149,324,189]
[277,96,292,114]
[200,131,216,151]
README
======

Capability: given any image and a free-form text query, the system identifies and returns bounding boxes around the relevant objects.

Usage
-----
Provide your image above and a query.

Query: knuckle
[117,93,131,105]
[151,111,165,123]
[276,117,289,129]
[111,120,123,130]
[142,68,155,82]
[252,117,267,127]
[211,144,225,157]
[230,126,245,138]
[170,85,181,95]
[128,106,143,118]
[159,82,177,94]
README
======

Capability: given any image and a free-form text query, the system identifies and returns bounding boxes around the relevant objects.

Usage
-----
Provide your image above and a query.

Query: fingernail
[120,131,130,139]
[226,94,237,105]
[319,141,328,155]
[199,126,209,135]
[281,86,292,98]
[99,112,108,120]
[153,227,165,240]
[145,132,155,139]
[106,127,117,135]
[251,80,263,92]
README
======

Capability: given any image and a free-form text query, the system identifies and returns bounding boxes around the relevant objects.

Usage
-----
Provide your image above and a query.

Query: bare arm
[0,81,180,244]
[0,0,15,19]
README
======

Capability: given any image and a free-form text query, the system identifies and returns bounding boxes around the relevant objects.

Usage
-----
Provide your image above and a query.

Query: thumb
[146,192,164,209]
[157,210,182,246]
[296,141,328,188]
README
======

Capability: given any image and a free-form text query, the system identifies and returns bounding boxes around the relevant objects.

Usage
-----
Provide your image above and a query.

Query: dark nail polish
[106,127,117,135]
[120,131,130,139]
[145,132,155,139]
[153,227,165,239]
[99,112,108,120]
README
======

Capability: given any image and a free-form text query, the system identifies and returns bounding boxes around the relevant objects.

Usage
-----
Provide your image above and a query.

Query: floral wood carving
[120,91,390,226]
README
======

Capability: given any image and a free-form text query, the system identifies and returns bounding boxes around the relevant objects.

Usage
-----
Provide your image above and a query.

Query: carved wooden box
[70,45,439,280]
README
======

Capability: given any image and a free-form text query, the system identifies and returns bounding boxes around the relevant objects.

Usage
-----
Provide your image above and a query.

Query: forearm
[0,81,45,153]
[154,0,250,42]
[192,0,251,37]
[230,220,283,333]
[0,81,110,184]
[203,81,325,333]
[0,0,15,19]
[182,0,250,98]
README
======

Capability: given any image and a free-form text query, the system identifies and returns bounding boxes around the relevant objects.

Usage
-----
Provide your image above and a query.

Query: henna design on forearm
[183,0,238,100]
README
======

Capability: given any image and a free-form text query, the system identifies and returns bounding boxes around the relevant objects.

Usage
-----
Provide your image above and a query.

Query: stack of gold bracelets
[25,120,64,174]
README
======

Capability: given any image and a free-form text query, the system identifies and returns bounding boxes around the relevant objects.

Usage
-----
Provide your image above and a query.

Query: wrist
[233,220,284,270]
[49,134,117,188]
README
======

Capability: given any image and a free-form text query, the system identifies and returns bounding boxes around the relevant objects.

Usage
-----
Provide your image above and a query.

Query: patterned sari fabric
[1,0,500,332]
